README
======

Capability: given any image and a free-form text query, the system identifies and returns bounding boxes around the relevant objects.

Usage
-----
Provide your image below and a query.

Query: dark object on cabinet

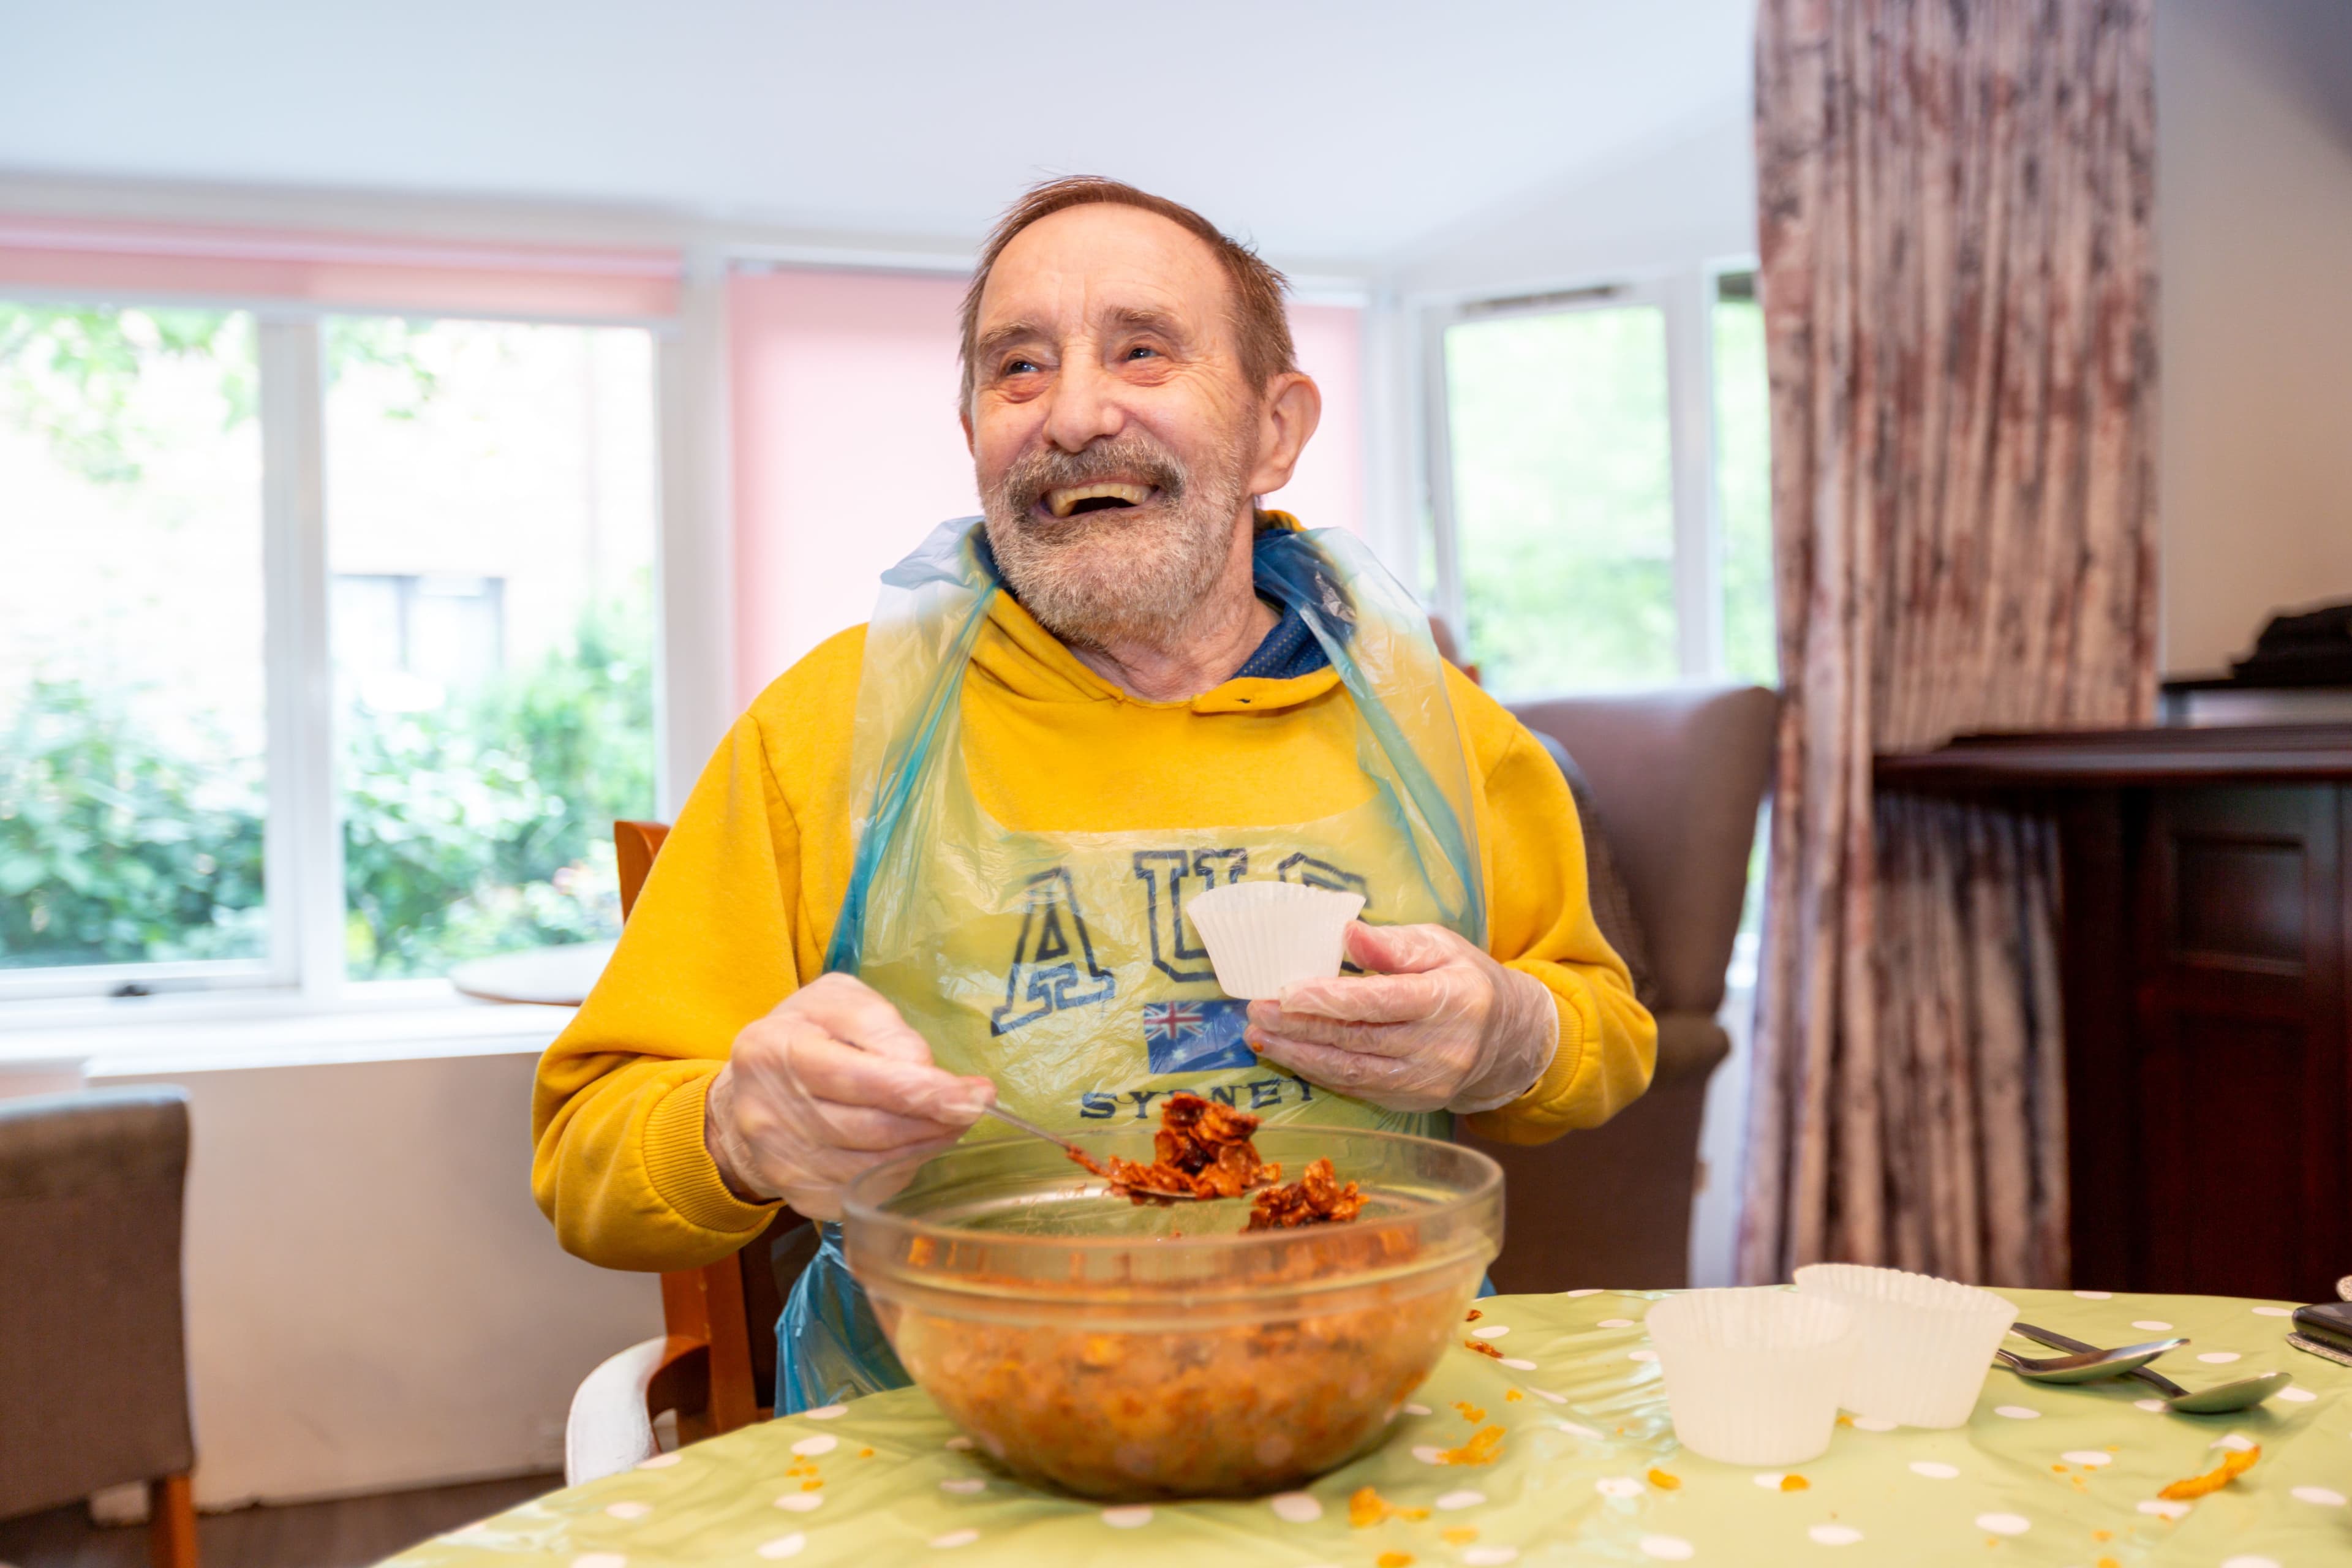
[1878,725,2352,1303]
[2233,601,2352,687]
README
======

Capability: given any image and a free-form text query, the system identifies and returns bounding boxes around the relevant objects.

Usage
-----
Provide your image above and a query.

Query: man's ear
[959,404,975,458]
[1245,372,1322,496]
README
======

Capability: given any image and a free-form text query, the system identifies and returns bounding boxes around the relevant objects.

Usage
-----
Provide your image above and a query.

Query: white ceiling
[0,0,1754,268]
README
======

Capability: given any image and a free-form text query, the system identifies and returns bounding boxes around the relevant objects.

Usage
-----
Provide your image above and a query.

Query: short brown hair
[959,176,1296,408]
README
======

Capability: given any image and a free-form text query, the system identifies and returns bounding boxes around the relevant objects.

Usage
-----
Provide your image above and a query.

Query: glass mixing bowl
[842,1124,1502,1501]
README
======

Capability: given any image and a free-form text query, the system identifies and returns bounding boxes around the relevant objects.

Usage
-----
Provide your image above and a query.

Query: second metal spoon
[1995,1335,2187,1384]
[2011,1321,2289,1413]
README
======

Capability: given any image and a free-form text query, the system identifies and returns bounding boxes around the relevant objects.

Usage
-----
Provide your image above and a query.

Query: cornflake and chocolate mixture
[1066,1093,1369,1229]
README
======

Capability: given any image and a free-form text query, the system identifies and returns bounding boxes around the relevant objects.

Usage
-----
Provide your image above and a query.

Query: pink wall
[728,268,1365,702]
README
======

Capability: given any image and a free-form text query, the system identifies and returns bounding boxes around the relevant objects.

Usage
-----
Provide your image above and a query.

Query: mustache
[994,435,1188,523]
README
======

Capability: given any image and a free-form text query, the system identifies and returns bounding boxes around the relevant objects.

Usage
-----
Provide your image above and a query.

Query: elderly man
[533,177,1656,1412]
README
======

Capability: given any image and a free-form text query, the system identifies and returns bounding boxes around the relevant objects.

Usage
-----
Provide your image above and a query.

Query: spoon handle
[2012,1321,2188,1399]
[980,1102,1081,1155]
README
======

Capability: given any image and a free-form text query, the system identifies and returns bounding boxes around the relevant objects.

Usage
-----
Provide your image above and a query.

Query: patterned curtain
[1736,0,2160,1288]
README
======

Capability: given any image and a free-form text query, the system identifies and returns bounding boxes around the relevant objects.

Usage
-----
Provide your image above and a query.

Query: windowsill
[0,982,575,1077]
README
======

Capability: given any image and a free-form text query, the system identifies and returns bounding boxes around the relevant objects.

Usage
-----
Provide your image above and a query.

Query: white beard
[980,430,1253,652]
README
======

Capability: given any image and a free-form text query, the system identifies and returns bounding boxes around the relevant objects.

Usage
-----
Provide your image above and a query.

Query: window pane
[1444,305,1676,695]
[0,304,268,972]
[325,318,657,979]
[1713,273,1777,688]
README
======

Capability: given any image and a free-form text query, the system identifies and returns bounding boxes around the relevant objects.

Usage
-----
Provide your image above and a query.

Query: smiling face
[963,202,1314,652]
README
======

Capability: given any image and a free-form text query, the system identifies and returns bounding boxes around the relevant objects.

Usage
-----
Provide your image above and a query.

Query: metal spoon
[978,1102,1235,1203]
[2011,1322,2288,1413]
[1995,1335,2187,1384]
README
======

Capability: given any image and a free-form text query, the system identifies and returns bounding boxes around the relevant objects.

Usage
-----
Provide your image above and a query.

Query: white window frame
[0,287,709,1007]
[1420,260,1761,692]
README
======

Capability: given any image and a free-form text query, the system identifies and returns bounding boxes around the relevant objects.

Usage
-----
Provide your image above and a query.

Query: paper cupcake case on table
[1645,1287,1856,1466]
[1183,881,1366,1000]
[1794,1262,2017,1429]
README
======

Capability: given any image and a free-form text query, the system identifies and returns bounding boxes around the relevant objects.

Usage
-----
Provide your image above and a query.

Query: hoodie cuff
[644,1069,781,1238]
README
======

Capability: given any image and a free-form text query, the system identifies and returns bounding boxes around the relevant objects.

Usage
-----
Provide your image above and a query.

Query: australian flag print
[1142,998,1256,1074]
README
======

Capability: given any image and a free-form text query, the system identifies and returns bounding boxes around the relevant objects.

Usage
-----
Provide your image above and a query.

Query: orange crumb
[1466,1308,1483,1321]
[1454,1401,1487,1423]
[800,1479,821,1491]
[2052,1463,2069,1473]
[1441,1526,1479,1545]
[1505,1389,1524,1403]
[2098,1559,2120,1568]
[1464,1339,1506,1360]
[2159,1444,2259,1501]
[1779,1475,1809,1492]
[1349,1487,1432,1528]
[1377,1555,1414,1568]
[1836,1414,1854,1427]
[2092,1531,2112,1543]
[1437,1427,1506,1466]
[1647,1468,1681,1491]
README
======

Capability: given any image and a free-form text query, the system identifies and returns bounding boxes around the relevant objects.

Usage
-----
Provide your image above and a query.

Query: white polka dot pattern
[2252,1305,2293,1317]
[1628,1349,1659,1362]
[2073,1289,2113,1298]
[1530,1389,1568,1404]
[1499,1357,1539,1370]
[1992,1406,2040,1420]
[2130,1320,2171,1331]
[2197,1351,2242,1363]
[1595,1476,1642,1498]
[1471,1324,1510,1340]
[928,1529,979,1548]
[1463,1548,1520,1566]
[2132,1398,2168,1412]
[1411,1445,1446,1464]
[1567,1288,1604,1297]
[2291,1485,2346,1506]
[2220,1558,2282,1568]
[1909,1461,1959,1479]
[570,1557,627,1568]
[1849,1417,1897,1432]
[1434,1489,1486,1510]
[2059,1450,2111,1466]
[1807,1524,1863,1545]
[2212,1432,2258,1452]
[1269,1492,1321,1523]
[1752,1472,1790,1489]
[802,1404,846,1419]
[773,1493,823,1514]
[603,1501,650,1520]
[1974,1513,2030,1536]
[943,1436,974,1451]
[1100,1506,1152,1528]
[790,1434,836,1457]
[634,1453,681,1470]
[2136,1499,2191,1520]
[1598,1318,1635,1329]
[755,1534,807,1561]
[2275,1384,2316,1402]
[1552,1420,1605,1440]
[1637,1535,1695,1561]
[939,1478,985,1494]
[1403,1403,1432,1415]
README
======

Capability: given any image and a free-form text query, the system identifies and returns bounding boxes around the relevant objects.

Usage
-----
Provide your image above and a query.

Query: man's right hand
[702,972,997,1221]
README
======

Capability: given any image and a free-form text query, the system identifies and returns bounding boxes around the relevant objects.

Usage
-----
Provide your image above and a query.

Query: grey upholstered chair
[1469,685,1779,1292]
[0,1087,200,1566]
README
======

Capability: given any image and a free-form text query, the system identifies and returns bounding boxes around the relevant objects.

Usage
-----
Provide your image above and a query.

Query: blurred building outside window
[1,302,658,996]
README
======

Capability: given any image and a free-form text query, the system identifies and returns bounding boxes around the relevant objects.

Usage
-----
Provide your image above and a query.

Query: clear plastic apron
[777,516,1487,1414]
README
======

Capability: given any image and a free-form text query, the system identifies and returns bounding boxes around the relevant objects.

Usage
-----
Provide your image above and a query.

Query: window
[0,303,659,998]
[1428,270,1776,697]
[1,306,271,980]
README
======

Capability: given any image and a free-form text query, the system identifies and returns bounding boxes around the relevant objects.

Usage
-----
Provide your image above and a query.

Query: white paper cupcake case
[1794,1263,2017,1429]
[1182,881,1366,1000]
[1646,1289,1855,1466]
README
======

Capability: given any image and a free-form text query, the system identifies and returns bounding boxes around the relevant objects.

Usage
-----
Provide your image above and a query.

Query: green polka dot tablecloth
[389,1289,2350,1567]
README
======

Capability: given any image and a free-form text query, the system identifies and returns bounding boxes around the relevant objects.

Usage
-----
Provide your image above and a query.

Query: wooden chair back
[616,820,797,1439]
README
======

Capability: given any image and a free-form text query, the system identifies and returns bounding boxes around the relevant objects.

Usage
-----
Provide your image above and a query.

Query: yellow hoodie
[532,562,1657,1273]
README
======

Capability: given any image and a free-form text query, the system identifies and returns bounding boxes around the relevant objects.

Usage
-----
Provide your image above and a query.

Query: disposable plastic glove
[703,971,997,1220]
[1243,922,1559,1114]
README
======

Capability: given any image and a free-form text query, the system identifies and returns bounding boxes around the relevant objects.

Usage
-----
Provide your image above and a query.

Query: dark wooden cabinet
[1880,728,2352,1302]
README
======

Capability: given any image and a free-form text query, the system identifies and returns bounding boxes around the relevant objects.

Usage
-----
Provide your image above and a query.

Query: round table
[388,1287,2350,1566]
[448,940,617,1008]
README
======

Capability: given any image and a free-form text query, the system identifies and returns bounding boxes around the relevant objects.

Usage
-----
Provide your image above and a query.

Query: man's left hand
[1243,922,1559,1114]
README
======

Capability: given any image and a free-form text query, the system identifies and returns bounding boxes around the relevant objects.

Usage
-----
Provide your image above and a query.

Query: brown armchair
[0,1087,200,1567]
[1470,685,1779,1292]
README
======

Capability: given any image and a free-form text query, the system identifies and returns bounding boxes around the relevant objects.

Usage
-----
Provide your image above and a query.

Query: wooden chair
[567,823,792,1481]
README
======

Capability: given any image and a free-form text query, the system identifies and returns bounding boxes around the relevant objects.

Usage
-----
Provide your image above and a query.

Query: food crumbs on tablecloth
[1504,1389,1523,1402]
[1648,1469,1681,1491]
[2092,1531,2111,1542]
[1836,1414,1854,1427]
[2159,1444,2260,1500]
[2097,1558,2119,1568]
[857,1447,873,1458]
[1376,1554,1414,1568]
[1349,1487,1431,1527]
[1465,1339,1506,1360]
[1437,1427,1506,1466]
[1779,1475,1810,1492]
[1442,1526,1479,1545]
[1454,1401,1487,1423]
[799,1480,821,1491]
[1466,1308,1483,1321]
